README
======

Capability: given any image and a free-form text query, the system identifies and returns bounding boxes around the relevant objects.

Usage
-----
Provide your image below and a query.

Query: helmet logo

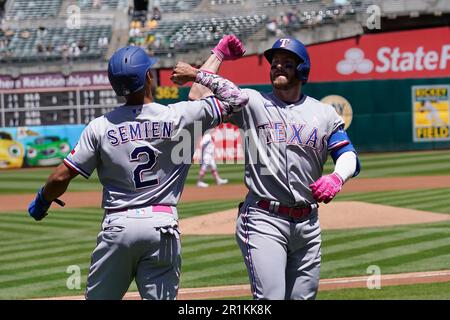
[279,39,291,48]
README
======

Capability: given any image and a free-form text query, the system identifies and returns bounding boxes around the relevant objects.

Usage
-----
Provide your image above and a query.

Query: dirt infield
[40,270,450,300]
[3,175,450,213]
[179,201,450,235]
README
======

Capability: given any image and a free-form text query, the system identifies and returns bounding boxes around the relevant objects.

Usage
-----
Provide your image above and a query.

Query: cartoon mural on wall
[25,136,71,167]
[0,125,84,169]
[0,131,24,169]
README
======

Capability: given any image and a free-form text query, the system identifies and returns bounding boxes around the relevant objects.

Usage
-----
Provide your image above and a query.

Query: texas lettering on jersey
[106,121,175,146]
[256,122,326,152]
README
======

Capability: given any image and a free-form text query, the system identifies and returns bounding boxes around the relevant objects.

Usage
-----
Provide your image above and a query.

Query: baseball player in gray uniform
[196,131,228,188]
[190,36,361,300]
[27,44,248,299]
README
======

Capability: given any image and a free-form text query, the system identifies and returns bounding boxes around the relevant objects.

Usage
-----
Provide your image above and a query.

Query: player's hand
[170,62,199,85]
[310,173,343,204]
[212,35,246,62]
[28,187,50,221]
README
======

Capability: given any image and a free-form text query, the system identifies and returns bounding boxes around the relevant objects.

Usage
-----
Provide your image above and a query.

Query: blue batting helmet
[264,38,310,84]
[108,46,157,96]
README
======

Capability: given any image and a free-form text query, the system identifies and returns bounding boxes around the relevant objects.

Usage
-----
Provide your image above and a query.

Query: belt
[106,204,173,215]
[257,199,315,220]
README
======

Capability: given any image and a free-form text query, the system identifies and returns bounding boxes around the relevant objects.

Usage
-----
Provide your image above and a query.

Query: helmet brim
[264,48,303,64]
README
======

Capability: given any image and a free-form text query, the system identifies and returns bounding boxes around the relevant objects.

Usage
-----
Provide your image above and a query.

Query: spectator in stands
[98,36,109,48]
[151,6,162,21]
[69,42,81,58]
[266,18,282,37]
[152,35,162,49]
[78,38,88,52]
[37,26,47,39]
[280,12,290,28]
[60,43,69,63]
[4,28,13,38]
[146,47,155,56]
[129,21,141,37]
[287,8,301,29]
[176,1,188,11]
[93,0,102,9]
[146,18,158,30]
[46,42,54,55]
[20,29,30,39]
[36,41,45,54]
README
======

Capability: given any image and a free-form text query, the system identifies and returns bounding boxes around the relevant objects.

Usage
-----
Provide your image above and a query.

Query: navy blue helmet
[264,38,310,84]
[108,46,157,96]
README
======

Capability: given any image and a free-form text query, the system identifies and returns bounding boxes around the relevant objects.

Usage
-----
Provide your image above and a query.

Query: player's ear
[147,70,153,80]
[146,70,157,97]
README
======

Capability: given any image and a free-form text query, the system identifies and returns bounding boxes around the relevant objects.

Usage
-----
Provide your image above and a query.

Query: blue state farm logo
[321,95,353,130]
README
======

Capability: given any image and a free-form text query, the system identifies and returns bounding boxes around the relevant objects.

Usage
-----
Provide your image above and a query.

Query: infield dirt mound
[179,201,450,235]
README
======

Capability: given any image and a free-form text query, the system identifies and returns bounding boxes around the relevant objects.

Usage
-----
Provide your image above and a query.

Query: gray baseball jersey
[63,69,249,300]
[64,97,225,214]
[232,89,346,300]
[231,89,344,207]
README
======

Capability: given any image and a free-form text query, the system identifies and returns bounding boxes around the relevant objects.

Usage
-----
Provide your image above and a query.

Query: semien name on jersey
[107,121,174,146]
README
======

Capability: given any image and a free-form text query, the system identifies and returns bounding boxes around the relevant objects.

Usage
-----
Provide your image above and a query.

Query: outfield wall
[158,26,450,153]
[158,78,450,153]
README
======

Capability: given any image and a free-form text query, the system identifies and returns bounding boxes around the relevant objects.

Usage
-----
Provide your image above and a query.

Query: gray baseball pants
[236,201,321,300]
[85,207,181,300]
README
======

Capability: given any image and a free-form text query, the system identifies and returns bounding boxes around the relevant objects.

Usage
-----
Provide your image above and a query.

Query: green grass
[342,149,450,178]
[217,282,450,300]
[316,281,450,300]
[335,188,450,214]
[1,203,450,299]
[2,149,450,194]
[175,200,240,218]
[0,164,245,195]
[1,147,450,299]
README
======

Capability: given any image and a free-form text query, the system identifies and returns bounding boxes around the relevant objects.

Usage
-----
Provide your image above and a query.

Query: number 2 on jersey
[130,146,159,189]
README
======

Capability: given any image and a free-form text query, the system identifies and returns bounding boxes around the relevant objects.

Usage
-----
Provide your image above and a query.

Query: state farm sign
[308,27,450,82]
[337,46,450,75]
[376,46,450,73]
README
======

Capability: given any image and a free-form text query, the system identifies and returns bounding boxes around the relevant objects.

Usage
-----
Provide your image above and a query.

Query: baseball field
[1,149,450,300]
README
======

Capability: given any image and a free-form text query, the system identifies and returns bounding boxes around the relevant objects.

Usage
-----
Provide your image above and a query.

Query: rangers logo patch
[71,143,79,155]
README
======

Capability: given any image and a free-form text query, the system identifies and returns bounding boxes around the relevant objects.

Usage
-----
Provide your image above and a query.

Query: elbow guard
[328,128,361,177]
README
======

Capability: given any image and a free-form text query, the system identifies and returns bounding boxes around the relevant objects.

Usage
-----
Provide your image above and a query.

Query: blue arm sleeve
[328,128,361,177]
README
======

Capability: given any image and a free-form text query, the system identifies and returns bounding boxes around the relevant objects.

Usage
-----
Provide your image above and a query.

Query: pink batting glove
[310,173,343,204]
[211,35,246,62]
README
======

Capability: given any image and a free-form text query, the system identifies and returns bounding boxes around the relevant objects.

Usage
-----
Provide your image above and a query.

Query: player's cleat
[197,181,209,188]
[216,178,228,185]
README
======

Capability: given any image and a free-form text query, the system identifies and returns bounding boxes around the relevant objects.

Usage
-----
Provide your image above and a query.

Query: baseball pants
[85,207,181,300]
[236,201,321,300]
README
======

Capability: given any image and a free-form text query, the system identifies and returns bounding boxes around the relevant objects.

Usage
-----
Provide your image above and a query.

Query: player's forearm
[195,70,248,111]
[189,54,222,101]
[333,151,357,183]
[42,163,77,202]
